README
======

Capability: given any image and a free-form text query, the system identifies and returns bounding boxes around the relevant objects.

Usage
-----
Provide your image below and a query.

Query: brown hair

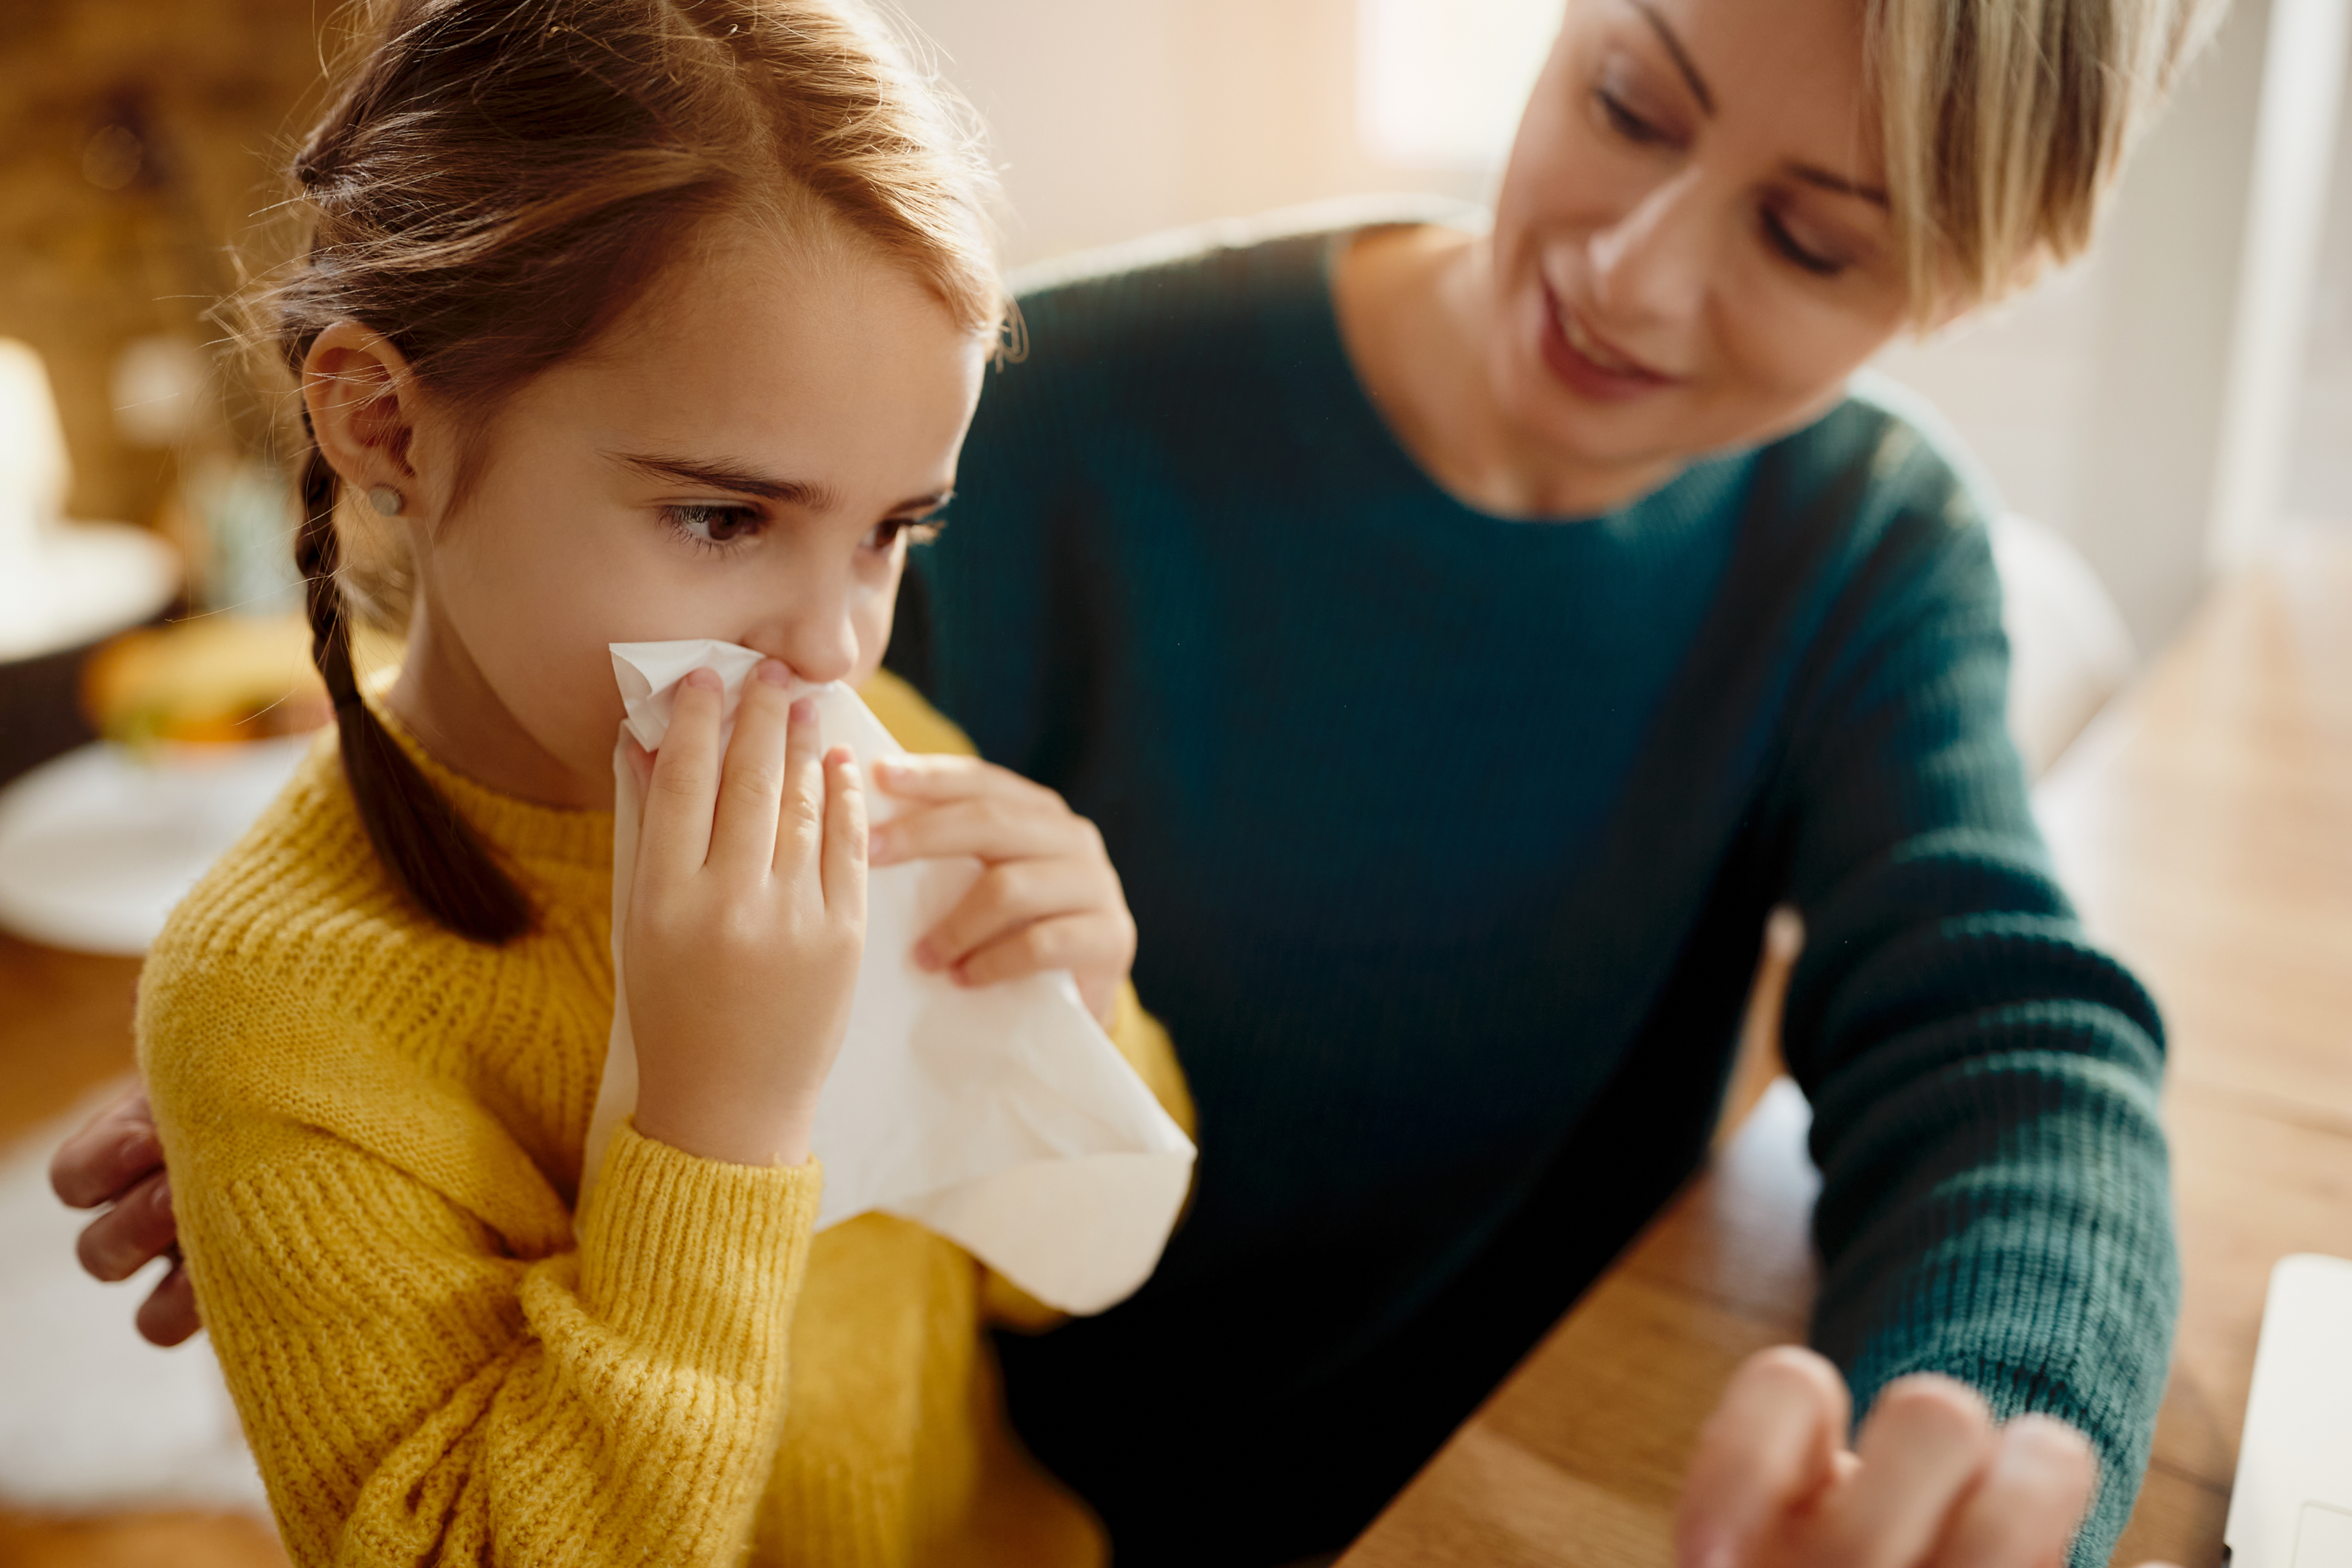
[245,0,1005,943]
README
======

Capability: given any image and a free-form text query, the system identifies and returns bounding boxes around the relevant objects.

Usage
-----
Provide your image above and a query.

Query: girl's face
[393,234,987,804]
[1486,0,1918,485]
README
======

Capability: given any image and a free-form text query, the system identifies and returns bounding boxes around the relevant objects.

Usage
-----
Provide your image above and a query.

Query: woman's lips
[1538,281,1678,403]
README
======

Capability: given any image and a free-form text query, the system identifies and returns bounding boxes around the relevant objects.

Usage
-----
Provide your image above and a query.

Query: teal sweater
[891,221,2176,1565]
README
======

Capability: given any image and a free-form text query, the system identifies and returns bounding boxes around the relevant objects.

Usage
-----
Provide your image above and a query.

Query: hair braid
[233,0,1005,943]
[295,431,531,944]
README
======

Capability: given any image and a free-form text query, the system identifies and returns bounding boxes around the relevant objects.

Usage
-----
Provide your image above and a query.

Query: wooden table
[1341,527,2352,1568]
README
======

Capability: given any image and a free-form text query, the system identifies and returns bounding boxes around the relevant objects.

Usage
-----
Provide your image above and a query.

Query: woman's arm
[1768,486,2176,1565]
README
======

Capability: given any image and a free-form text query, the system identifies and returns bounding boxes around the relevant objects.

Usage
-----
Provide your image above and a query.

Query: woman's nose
[1586,168,1714,327]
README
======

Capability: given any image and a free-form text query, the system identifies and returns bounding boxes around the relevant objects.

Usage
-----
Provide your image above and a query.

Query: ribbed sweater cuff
[576,1120,822,1370]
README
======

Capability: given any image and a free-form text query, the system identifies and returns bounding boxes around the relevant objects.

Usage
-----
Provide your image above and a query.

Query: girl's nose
[742,603,859,688]
[1586,167,1713,328]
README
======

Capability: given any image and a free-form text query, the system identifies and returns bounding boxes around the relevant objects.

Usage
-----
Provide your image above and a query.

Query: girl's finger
[1823,1376,1998,1568]
[75,1170,178,1283]
[1927,1416,2096,1568]
[710,661,799,873]
[868,796,1089,867]
[1676,1345,1850,1568]
[947,912,1129,990]
[773,695,827,877]
[913,858,1119,971]
[873,753,1058,807]
[820,745,867,920]
[640,669,726,875]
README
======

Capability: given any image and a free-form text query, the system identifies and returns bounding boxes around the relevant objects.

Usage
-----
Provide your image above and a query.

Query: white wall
[894,0,1493,266]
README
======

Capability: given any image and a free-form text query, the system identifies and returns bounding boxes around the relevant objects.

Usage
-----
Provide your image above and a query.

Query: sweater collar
[359,687,614,874]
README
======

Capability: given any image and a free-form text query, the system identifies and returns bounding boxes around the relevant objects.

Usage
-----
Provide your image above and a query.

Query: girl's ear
[303,322,425,499]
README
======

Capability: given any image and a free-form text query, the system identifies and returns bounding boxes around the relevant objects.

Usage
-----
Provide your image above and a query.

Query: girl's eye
[1593,85,1672,148]
[862,515,945,553]
[663,502,764,550]
[1761,208,1847,277]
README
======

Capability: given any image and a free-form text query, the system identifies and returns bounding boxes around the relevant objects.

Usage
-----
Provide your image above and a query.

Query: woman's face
[396,232,987,797]
[1486,0,1915,480]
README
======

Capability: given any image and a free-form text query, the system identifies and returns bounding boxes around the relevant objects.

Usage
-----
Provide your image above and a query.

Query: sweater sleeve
[144,982,821,1567]
[1773,466,2178,1564]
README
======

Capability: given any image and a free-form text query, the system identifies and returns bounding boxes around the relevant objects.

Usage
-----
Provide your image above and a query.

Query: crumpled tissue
[582,640,1195,1314]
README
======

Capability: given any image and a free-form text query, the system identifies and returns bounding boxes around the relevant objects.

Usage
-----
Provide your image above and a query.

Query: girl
[128,0,1184,1562]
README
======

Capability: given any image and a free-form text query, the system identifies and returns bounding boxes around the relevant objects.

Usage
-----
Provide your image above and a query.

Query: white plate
[0,735,314,953]
[0,522,181,663]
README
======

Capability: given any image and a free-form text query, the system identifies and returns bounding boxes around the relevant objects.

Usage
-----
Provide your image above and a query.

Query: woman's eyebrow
[613,451,840,511]
[1620,1,1889,208]
[1626,0,1715,117]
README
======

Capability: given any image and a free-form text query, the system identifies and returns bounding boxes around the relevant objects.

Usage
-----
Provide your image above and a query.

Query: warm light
[1357,0,1564,168]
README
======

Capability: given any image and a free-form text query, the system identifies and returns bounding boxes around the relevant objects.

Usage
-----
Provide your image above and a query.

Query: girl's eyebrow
[613,451,840,511]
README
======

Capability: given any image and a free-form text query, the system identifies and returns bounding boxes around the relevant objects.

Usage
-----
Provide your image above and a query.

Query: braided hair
[241,0,1005,942]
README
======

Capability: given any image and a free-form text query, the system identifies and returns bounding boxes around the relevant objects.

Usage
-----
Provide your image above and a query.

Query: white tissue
[583,640,1195,1315]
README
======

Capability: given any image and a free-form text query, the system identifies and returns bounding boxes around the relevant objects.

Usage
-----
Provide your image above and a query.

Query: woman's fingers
[1678,1345,1852,1568]
[50,1084,162,1210]
[709,663,799,873]
[1929,1415,2096,1568]
[640,668,725,874]
[75,1169,178,1283]
[1824,1375,1998,1568]
[820,745,867,920]
[135,1256,202,1347]
[915,858,1124,973]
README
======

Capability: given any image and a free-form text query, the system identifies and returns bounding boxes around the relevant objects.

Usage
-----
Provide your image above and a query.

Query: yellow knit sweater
[138,671,1194,1568]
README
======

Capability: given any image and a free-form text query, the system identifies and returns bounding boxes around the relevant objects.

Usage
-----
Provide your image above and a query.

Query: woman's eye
[1593,86,1670,147]
[663,502,763,550]
[1761,208,1847,277]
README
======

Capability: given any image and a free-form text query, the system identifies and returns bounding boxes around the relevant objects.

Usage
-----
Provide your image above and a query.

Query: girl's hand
[1675,1347,2168,1568]
[865,756,1135,1029]
[623,663,867,1167]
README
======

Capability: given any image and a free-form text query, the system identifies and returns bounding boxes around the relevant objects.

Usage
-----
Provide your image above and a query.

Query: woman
[59,0,2217,1561]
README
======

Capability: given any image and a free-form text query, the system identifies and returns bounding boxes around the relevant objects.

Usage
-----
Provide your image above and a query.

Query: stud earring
[367,485,404,518]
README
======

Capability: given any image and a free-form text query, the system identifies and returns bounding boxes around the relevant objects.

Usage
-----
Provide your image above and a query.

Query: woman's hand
[1677,1347,2169,1568]
[51,1085,200,1346]
[865,755,1135,1029]
[624,663,867,1167]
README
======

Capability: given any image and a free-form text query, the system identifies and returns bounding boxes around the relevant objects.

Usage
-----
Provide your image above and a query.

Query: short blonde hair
[1870,0,2229,314]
